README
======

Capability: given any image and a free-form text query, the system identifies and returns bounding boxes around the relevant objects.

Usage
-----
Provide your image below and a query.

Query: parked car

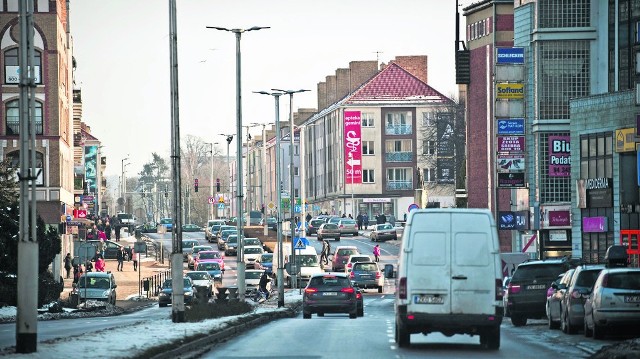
[243,245,265,269]
[188,245,214,269]
[350,261,384,293]
[159,217,173,232]
[369,223,397,242]
[217,229,237,250]
[77,271,117,305]
[337,218,358,236]
[303,272,358,319]
[505,258,571,326]
[193,250,225,271]
[317,223,341,241]
[331,246,359,272]
[158,277,198,307]
[546,269,575,329]
[182,223,203,232]
[195,261,223,283]
[181,239,200,262]
[344,254,372,274]
[84,240,127,260]
[185,271,214,298]
[306,219,325,236]
[560,264,605,334]
[584,267,640,339]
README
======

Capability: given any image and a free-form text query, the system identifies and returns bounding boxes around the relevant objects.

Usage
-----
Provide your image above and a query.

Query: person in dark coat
[356,213,363,231]
[64,253,73,279]
[114,223,121,241]
[116,247,125,271]
[363,214,369,230]
[105,221,112,240]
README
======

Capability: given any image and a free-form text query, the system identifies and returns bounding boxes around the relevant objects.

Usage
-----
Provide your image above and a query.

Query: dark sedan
[85,240,128,260]
[158,277,198,307]
[182,223,203,232]
[307,219,326,236]
[303,273,358,319]
[370,223,397,242]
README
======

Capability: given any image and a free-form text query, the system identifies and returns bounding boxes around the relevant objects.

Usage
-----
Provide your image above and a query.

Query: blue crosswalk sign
[294,237,307,249]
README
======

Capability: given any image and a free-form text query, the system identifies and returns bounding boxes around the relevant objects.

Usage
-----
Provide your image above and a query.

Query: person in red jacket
[95,256,106,272]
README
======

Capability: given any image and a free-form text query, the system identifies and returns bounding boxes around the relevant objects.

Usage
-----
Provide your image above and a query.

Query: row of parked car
[503,245,640,340]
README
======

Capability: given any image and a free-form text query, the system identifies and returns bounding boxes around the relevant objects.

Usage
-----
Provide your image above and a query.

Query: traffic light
[194,178,199,193]
[216,178,220,192]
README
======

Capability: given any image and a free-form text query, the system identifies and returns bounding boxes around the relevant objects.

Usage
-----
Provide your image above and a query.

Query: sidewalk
[60,232,170,309]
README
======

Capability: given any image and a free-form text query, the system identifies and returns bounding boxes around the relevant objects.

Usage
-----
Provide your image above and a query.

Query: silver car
[584,268,640,339]
[77,272,117,305]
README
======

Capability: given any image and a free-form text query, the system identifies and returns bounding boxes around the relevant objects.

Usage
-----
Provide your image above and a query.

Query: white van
[395,208,503,349]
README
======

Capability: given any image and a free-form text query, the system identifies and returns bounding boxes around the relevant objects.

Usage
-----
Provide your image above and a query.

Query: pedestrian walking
[64,253,73,279]
[356,213,363,231]
[116,247,125,271]
[363,214,369,230]
[105,221,112,240]
[114,223,121,242]
[132,247,138,271]
[373,244,381,263]
[97,238,106,258]
[320,239,331,265]
[73,264,82,284]
[95,256,106,272]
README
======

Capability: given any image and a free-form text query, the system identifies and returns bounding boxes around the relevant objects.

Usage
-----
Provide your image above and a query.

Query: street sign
[208,196,214,204]
[134,241,146,253]
[267,202,276,210]
[217,203,225,209]
[294,204,301,213]
[294,237,307,250]
[408,203,419,212]
[66,215,72,223]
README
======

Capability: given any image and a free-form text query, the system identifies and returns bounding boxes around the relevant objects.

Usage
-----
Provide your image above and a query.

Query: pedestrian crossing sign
[294,237,306,250]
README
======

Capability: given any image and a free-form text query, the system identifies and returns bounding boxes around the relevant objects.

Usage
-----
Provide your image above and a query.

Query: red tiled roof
[345,62,449,103]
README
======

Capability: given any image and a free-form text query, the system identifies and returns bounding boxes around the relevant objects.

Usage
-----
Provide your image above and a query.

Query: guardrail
[140,270,171,298]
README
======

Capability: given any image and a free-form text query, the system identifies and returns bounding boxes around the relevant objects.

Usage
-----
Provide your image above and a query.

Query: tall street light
[255,90,285,307]
[205,142,215,220]
[218,134,234,217]
[121,156,130,212]
[251,122,269,236]
[273,88,309,290]
[244,123,260,216]
[208,25,269,300]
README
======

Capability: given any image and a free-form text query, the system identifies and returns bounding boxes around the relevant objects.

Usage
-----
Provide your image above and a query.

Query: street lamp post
[208,25,269,300]
[121,156,130,212]
[255,90,284,307]
[206,142,215,220]
[273,88,309,290]
[219,134,234,217]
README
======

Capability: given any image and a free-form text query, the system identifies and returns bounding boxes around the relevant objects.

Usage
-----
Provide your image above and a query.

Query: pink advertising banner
[344,111,362,184]
[548,135,571,177]
[497,136,525,152]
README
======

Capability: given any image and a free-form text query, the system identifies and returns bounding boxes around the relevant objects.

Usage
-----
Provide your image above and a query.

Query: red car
[193,250,225,271]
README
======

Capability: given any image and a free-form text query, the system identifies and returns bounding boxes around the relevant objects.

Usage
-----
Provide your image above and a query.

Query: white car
[243,245,264,269]
[245,269,269,292]
[185,271,214,298]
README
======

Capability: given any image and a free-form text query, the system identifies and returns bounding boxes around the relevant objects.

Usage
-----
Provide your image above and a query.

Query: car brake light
[350,271,355,279]
[508,284,521,294]
[399,277,407,299]
[341,287,355,294]
[305,288,318,294]
[347,263,353,268]
[356,292,362,299]
[495,279,502,301]
[339,224,344,228]
[376,271,381,279]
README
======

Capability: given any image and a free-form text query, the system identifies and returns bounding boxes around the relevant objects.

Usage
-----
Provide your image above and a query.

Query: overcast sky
[70,0,468,177]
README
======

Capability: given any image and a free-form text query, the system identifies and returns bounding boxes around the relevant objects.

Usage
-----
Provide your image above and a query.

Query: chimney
[393,55,428,83]
[349,61,378,92]
[317,81,327,110]
[336,68,350,100]
[326,75,337,105]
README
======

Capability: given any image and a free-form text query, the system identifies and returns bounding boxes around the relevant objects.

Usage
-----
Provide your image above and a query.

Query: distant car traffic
[135,222,157,234]
[158,277,198,307]
[331,246,359,272]
[185,271,214,298]
[195,262,223,283]
[337,219,358,236]
[243,245,264,269]
[182,223,203,232]
[303,272,358,319]
[259,217,277,231]
[369,223,397,242]
[217,229,236,250]
[350,261,384,293]
[193,250,225,271]
[344,254,372,274]
[546,269,575,329]
[560,264,605,334]
[306,219,325,236]
[181,239,200,262]
[188,245,214,269]
[317,223,341,241]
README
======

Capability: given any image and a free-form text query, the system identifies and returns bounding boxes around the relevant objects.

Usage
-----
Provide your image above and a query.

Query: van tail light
[495,279,503,300]
[305,288,318,294]
[341,287,355,294]
[601,274,609,287]
[508,284,521,294]
[347,263,353,269]
[376,271,381,279]
[350,271,355,279]
[399,277,407,299]
[339,224,344,228]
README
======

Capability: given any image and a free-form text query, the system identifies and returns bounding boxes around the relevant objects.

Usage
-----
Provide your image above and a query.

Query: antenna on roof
[373,51,383,64]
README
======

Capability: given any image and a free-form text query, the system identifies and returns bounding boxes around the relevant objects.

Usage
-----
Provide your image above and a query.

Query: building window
[294,145,299,156]
[361,113,374,127]
[422,140,436,155]
[362,169,374,183]
[386,167,412,190]
[385,139,413,162]
[538,0,590,28]
[5,99,43,135]
[7,150,45,186]
[294,188,299,198]
[4,48,42,84]
[423,168,436,182]
[422,112,434,127]
[385,111,412,135]
[294,167,299,176]
[362,141,374,155]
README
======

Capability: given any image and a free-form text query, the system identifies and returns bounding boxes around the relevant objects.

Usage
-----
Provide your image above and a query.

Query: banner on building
[497,118,525,135]
[436,112,455,157]
[496,47,525,64]
[344,111,362,184]
[497,136,525,152]
[498,211,529,230]
[437,158,455,184]
[496,83,524,99]
[497,172,526,188]
[548,135,571,177]
[497,154,525,172]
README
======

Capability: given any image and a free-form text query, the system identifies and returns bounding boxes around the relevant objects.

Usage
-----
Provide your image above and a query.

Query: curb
[146,304,301,359]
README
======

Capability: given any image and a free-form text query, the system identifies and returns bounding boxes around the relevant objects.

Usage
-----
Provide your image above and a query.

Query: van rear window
[411,231,446,265]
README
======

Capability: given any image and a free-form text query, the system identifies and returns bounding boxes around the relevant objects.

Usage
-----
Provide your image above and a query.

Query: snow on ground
[0,292,303,358]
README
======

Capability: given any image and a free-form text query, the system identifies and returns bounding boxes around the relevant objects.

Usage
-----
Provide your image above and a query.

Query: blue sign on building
[497,118,525,135]
[496,47,525,64]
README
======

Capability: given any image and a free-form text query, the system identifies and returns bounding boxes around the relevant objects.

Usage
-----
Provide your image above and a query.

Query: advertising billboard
[548,135,571,177]
[496,83,524,99]
[497,118,525,135]
[436,112,455,157]
[497,172,526,188]
[497,136,525,152]
[496,47,525,64]
[497,154,525,172]
[344,111,362,184]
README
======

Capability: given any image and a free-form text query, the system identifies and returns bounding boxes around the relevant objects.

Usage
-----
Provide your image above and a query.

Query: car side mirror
[113,284,117,289]
[551,282,559,289]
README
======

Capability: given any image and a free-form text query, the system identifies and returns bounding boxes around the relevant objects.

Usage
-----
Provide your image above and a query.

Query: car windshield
[296,255,318,266]
[199,252,221,259]
[337,249,358,257]
[378,224,393,230]
[354,263,378,272]
[260,254,273,262]
[78,277,110,289]
[186,272,209,280]
[182,241,198,249]
[512,264,567,280]
[575,269,603,287]
[350,256,369,263]
[323,224,337,229]
[245,271,264,280]
[244,239,260,246]
[227,237,238,244]
[604,272,640,289]
[309,276,351,287]
[244,247,263,254]
[198,262,220,271]
[193,246,212,254]
[222,230,235,238]
[341,220,356,225]
[211,225,221,231]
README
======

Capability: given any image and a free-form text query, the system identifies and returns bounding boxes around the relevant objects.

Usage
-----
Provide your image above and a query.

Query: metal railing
[140,270,171,298]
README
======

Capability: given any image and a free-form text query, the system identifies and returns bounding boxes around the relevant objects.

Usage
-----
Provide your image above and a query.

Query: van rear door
[450,212,499,315]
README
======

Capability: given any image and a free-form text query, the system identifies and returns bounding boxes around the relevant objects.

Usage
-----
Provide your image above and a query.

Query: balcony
[385,152,413,162]
[386,180,413,191]
[6,119,43,135]
[385,124,412,135]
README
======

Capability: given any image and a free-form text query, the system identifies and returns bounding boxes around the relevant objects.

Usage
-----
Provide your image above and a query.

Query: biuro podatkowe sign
[496,83,524,99]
